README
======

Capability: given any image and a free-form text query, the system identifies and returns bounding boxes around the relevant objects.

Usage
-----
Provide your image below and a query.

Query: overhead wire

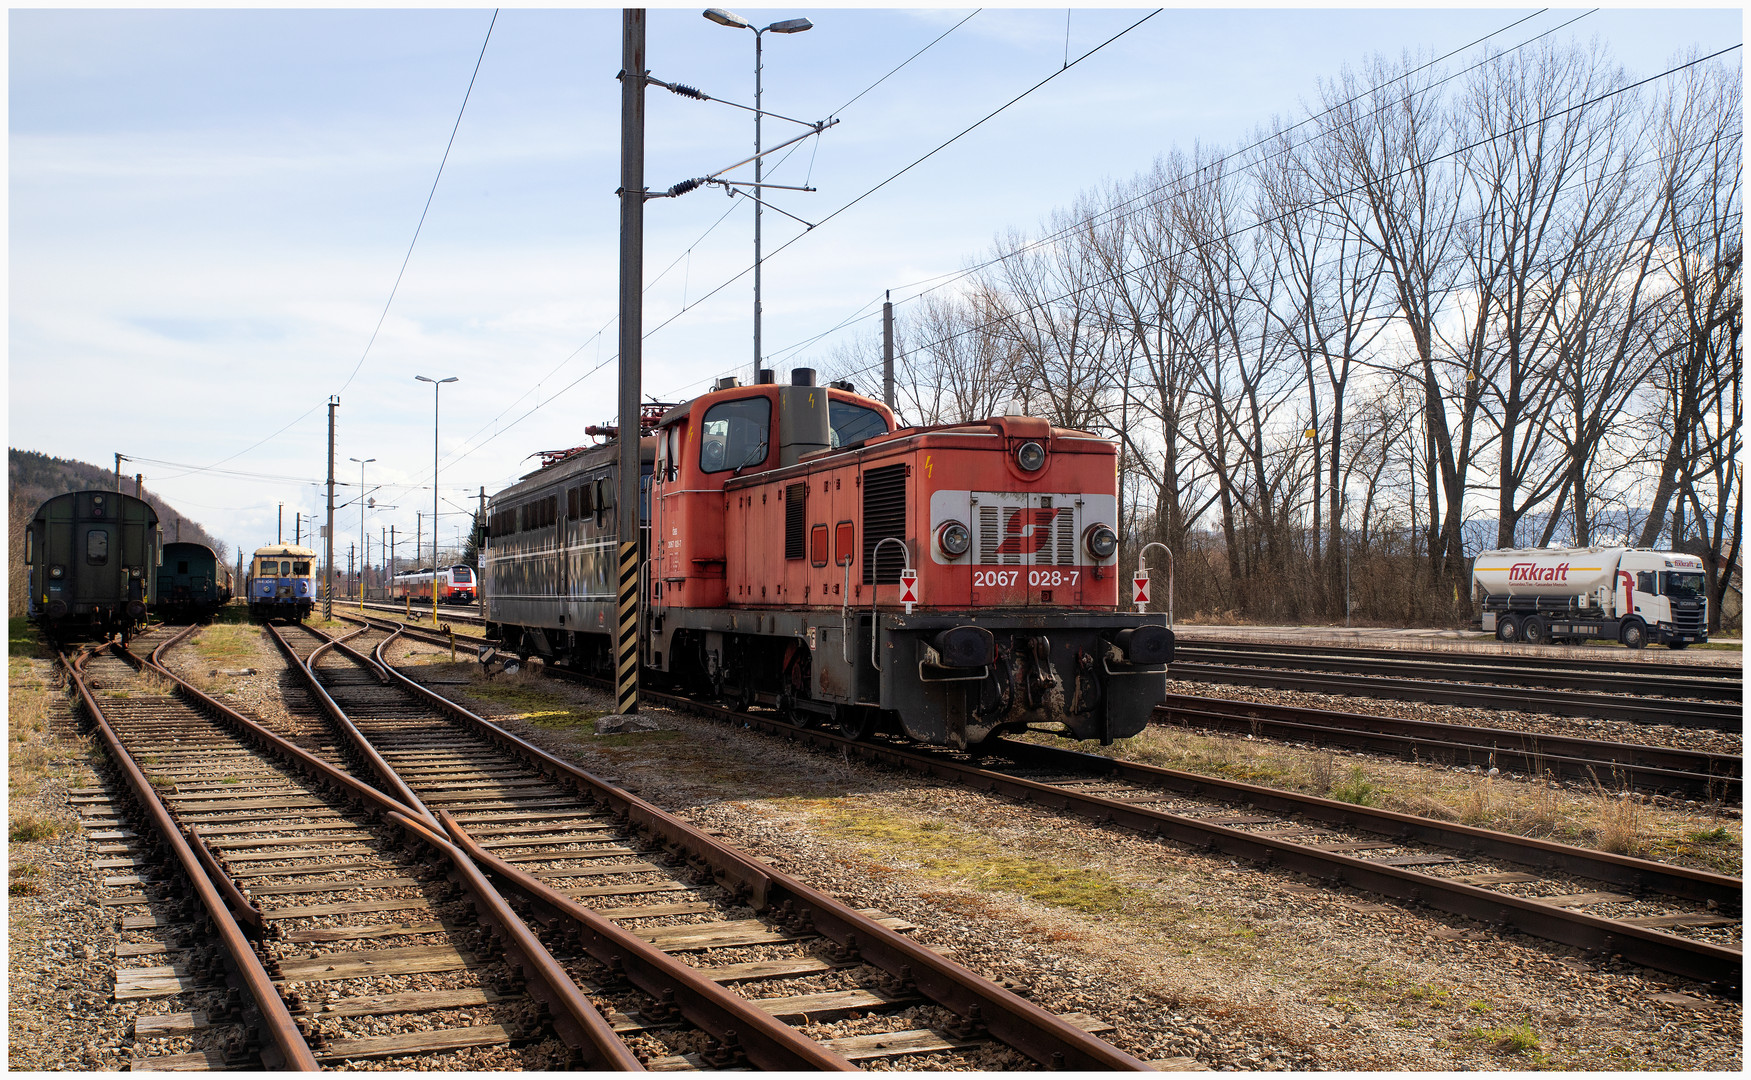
[335,8,499,397]
[747,7,1592,383]
[648,8,1166,399]
[847,45,1743,381]
[415,10,989,482]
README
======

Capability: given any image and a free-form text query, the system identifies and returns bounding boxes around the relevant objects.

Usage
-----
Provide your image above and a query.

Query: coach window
[293,561,310,575]
[700,397,771,474]
[829,400,889,448]
[86,529,109,565]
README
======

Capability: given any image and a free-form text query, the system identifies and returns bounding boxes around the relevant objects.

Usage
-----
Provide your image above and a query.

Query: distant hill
[8,449,230,616]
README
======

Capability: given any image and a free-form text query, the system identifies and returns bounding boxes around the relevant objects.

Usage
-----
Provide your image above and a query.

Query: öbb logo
[1508,561,1569,583]
[994,508,1064,556]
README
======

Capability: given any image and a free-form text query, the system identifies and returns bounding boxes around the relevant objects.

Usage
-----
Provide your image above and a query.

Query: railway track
[394,628,1741,995]
[594,690,1741,993]
[1157,696,1742,802]
[64,627,639,1071]
[1168,660,1741,731]
[264,619,1156,1069]
[1172,639,1742,700]
[340,611,1743,804]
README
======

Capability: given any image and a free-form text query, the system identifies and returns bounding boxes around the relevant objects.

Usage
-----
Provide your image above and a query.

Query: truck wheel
[1620,621,1648,650]
[1496,615,1520,643]
[1520,617,1548,646]
[1668,640,1690,651]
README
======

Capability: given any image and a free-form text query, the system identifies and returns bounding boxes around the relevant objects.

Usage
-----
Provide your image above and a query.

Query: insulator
[668,83,708,100]
[667,177,703,198]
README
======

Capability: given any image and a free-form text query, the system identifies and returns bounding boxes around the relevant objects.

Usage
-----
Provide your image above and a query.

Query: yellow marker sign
[926,455,934,478]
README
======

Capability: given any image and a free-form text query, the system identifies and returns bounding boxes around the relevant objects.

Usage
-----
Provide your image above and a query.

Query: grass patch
[791,802,1151,919]
[1047,725,1743,876]
[9,860,44,896]
[9,617,51,659]
[1687,825,1733,844]
[192,623,263,668]
[1329,766,1381,807]
[1472,1021,1541,1055]
[9,814,64,843]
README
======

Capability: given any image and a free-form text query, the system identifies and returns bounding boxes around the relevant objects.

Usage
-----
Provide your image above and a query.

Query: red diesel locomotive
[482,368,1171,749]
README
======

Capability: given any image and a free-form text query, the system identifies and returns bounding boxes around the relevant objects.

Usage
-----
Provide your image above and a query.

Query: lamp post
[415,375,458,627]
[702,7,813,385]
[349,456,374,610]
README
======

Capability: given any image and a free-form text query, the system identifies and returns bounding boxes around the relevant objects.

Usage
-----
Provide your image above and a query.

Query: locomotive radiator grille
[784,483,808,560]
[862,464,908,584]
[974,495,1079,565]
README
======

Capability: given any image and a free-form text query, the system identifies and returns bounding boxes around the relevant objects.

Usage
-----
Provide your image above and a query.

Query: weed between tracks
[1042,726,1741,875]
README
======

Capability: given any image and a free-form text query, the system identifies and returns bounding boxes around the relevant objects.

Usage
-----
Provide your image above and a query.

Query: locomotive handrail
[867,537,912,672]
[1137,541,1173,627]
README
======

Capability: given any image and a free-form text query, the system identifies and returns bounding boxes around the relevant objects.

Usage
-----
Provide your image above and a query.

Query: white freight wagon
[1471,546,1708,649]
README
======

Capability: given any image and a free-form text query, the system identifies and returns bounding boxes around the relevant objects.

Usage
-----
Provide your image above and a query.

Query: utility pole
[114,454,124,492]
[278,504,284,543]
[295,513,302,546]
[614,8,646,716]
[324,396,338,619]
[348,543,355,599]
[134,474,142,499]
[882,290,895,410]
[390,525,396,582]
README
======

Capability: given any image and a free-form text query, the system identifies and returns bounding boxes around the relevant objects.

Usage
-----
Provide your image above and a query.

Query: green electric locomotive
[25,489,162,641]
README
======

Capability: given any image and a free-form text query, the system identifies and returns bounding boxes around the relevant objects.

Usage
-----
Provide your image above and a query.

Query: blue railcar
[246,543,317,621]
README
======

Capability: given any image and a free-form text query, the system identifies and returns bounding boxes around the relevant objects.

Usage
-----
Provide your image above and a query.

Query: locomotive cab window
[829,401,889,448]
[293,561,310,575]
[700,398,771,474]
[86,529,109,565]
[177,561,190,574]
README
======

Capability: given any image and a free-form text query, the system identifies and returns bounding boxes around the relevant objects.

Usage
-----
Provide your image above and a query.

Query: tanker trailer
[1471,546,1708,649]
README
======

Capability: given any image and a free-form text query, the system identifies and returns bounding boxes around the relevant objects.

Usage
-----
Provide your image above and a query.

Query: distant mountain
[8,448,230,616]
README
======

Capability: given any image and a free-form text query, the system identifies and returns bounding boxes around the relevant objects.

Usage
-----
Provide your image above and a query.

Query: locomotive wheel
[836,706,874,741]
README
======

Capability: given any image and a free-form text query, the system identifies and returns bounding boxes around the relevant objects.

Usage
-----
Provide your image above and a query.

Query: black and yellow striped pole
[613,10,646,716]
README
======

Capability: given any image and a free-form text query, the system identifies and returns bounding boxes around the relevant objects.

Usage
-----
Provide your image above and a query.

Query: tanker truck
[1471,546,1708,649]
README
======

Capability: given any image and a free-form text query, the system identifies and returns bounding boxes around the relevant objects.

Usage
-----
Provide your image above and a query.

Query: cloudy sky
[8,4,1739,563]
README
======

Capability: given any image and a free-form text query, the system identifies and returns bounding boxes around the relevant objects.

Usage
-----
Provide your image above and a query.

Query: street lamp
[702,7,813,385]
[415,375,458,627]
[349,456,374,606]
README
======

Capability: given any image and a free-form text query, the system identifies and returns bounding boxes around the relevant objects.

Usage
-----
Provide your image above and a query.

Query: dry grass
[1056,725,1741,875]
[1594,791,1645,856]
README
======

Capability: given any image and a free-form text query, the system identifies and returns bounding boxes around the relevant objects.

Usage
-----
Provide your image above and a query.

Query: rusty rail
[371,632,1155,1069]
[441,812,857,1071]
[266,622,437,826]
[65,645,318,1071]
[123,630,641,1070]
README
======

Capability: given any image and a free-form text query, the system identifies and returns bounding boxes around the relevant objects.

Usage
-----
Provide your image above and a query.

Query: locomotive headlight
[129,566,143,579]
[1015,441,1046,471]
[936,520,971,558]
[49,565,65,579]
[1085,524,1118,560]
